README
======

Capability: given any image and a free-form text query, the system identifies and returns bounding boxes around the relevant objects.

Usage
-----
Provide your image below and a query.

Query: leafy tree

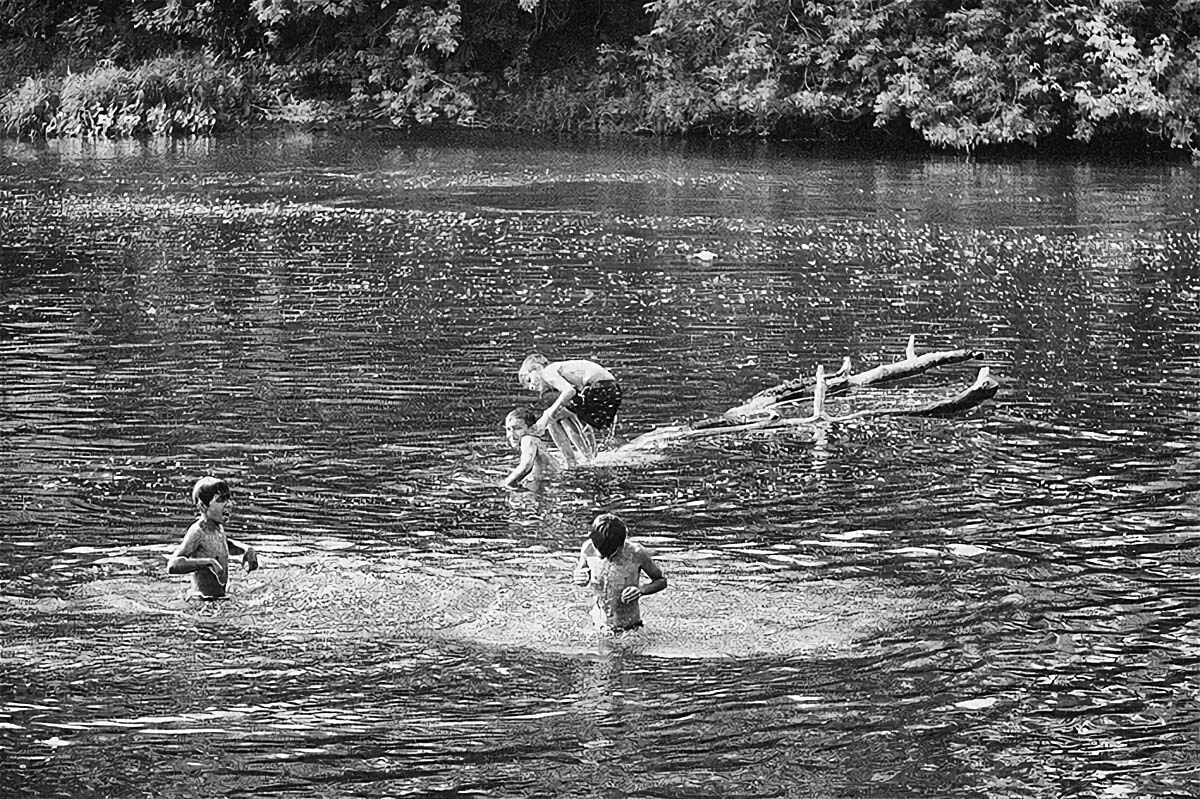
[1,0,1198,151]
[608,0,1199,151]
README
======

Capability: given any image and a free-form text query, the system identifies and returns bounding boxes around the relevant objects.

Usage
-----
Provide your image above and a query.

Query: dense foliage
[1,0,1197,152]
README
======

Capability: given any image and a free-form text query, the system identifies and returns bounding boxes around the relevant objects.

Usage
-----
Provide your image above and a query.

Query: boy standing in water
[573,513,667,633]
[168,476,259,599]
[500,407,561,490]
[518,353,622,465]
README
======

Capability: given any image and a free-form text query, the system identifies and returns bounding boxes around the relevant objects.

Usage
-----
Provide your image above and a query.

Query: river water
[1,132,1198,798]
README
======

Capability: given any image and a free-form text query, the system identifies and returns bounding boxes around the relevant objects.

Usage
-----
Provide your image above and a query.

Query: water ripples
[2,132,1199,798]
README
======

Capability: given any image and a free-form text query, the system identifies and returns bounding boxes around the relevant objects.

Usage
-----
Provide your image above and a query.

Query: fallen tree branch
[620,367,997,450]
[617,337,999,452]
[819,366,999,422]
[725,335,983,421]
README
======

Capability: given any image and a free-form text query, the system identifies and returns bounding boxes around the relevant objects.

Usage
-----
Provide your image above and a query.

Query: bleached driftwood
[619,337,998,451]
[724,334,983,422]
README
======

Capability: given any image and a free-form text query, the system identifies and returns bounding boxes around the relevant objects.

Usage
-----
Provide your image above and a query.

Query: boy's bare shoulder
[173,518,204,549]
[178,519,225,553]
[627,541,655,560]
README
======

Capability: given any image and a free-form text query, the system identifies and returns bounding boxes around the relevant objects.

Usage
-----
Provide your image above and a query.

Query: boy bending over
[518,354,622,465]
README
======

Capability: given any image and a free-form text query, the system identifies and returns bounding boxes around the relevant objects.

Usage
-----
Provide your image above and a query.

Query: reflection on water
[1,132,1198,797]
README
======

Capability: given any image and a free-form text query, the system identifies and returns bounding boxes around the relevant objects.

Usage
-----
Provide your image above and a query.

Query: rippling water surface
[2,132,1198,798]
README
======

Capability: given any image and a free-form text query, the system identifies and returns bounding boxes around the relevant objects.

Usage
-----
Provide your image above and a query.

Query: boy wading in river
[168,477,259,599]
[573,513,667,633]
[500,407,561,490]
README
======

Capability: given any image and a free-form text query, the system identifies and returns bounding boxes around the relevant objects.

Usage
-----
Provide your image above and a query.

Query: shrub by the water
[2,54,261,137]
[0,76,57,137]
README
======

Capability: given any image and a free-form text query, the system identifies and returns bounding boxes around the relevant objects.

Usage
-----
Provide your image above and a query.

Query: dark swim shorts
[568,380,622,430]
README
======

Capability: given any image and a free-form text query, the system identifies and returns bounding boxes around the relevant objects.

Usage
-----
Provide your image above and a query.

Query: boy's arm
[535,364,577,430]
[572,545,591,586]
[639,554,667,596]
[621,547,667,603]
[167,529,218,575]
[500,437,538,489]
[226,537,260,572]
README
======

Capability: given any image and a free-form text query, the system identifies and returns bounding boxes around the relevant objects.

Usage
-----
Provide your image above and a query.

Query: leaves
[601,0,1200,150]
[0,52,262,137]
[2,0,1199,150]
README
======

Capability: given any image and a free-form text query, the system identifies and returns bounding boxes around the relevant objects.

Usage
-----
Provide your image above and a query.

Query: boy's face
[520,370,546,393]
[505,416,529,448]
[201,493,232,524]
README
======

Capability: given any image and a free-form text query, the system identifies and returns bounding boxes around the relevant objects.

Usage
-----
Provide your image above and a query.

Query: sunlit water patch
[4,548,934,661]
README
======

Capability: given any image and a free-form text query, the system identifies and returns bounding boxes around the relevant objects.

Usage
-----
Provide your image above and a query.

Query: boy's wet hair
[192,476,231,507]
[590,513,627,560]
[506,407,537,426]
[519,353,549,380]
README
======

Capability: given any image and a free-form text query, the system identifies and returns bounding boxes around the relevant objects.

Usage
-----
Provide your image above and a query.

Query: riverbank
[2,57,1192,163]
[3,0,1199,160]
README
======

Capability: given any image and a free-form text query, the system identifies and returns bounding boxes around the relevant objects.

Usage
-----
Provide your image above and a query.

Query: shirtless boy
[573,513,667,632]
[518,354,622,464]
[168,476,259,599]
[500,407,560,490]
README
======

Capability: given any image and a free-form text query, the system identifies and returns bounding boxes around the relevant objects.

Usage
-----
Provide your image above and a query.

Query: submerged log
[727,335,983,421]
[621,367,998,450]
[618,337,999,452]
[822,367,999,422]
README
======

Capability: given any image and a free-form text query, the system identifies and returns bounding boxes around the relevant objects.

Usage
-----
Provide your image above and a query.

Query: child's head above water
[506,407,537,427]
[192,477,232,523]
[519,353,549,391]
[504,407,538,447]
[590,513,627,560]
[192,476,230,508]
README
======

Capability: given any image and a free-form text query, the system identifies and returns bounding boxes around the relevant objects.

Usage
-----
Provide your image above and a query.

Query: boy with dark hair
[167,476,259,599]
[573,513,666,632]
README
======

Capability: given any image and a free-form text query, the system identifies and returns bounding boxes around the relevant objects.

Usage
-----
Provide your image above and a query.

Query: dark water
[2,132,1198,798]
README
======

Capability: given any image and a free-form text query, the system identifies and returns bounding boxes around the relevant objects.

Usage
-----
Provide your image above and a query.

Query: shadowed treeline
[1,1,1199,152]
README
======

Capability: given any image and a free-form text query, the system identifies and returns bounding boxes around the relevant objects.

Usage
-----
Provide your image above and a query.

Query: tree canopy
[1,0,1197,153]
